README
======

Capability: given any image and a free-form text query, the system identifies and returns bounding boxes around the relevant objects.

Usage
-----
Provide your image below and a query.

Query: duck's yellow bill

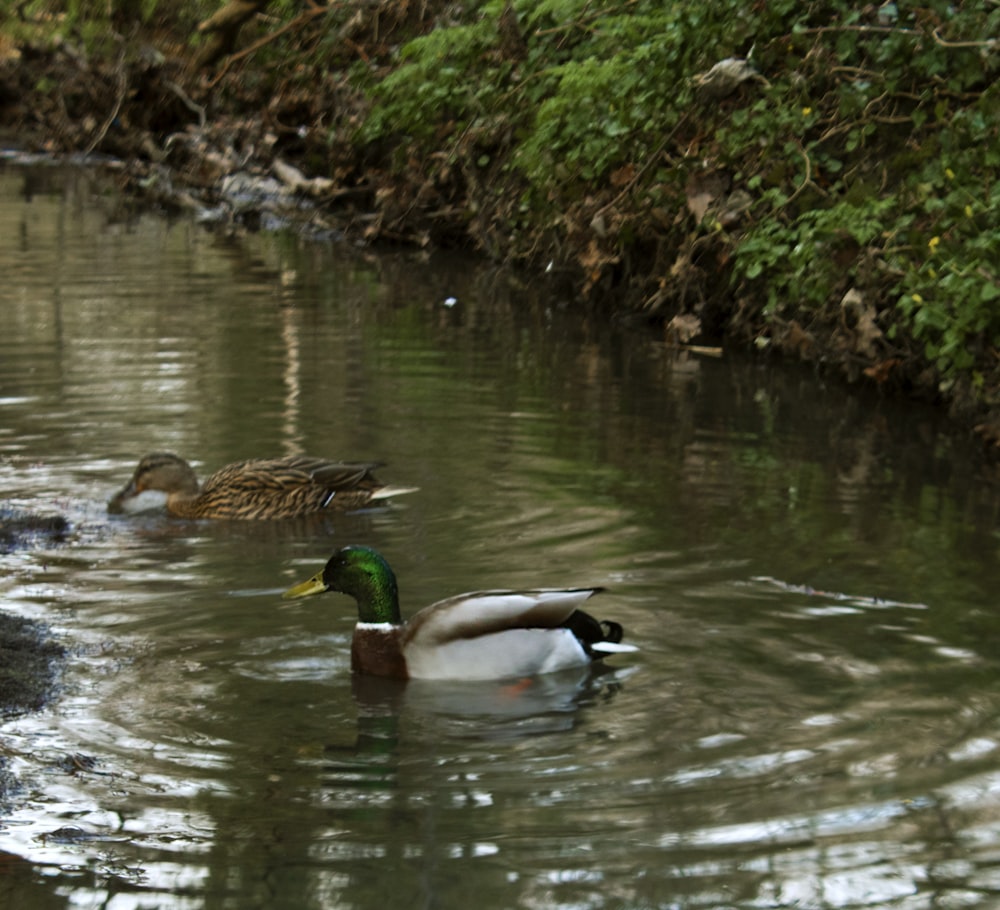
[282,571,329,600]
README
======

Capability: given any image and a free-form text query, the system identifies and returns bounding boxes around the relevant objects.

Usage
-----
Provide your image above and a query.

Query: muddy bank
[0,613,65,724]
[0,509,69,809]
[0,612,66,811]
[0,509,68,555]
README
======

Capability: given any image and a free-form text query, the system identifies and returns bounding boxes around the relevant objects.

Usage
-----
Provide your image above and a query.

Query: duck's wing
[402,588,604,647]
[203,457,383,494]
[398,589,609,680]
[283,457,387,491]
[195,457,389,518]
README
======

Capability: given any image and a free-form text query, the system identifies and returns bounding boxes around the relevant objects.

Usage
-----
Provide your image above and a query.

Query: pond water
[0,163,999,910]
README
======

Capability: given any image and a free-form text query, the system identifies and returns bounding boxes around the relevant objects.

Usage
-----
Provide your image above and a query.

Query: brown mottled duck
[283,546,638,680]
[107,453,415,520]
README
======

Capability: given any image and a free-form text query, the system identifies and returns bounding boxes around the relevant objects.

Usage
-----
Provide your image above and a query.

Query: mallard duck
[282,546,637,680]
[107,453,415,520]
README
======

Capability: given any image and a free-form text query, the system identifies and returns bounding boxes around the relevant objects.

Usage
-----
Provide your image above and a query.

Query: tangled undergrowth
[1,0,999,449]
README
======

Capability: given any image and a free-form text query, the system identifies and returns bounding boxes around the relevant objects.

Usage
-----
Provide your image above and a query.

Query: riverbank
[1,1,998,453]
[0,509,69,807]
[0,612,66,810]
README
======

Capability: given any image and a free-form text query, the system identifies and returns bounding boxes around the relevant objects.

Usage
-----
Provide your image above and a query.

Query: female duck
[108,453,413,520]
[283,546,637,680]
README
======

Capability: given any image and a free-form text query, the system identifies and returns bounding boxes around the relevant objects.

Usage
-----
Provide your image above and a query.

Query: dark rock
[0,612,66,812]
[0,507,68,553]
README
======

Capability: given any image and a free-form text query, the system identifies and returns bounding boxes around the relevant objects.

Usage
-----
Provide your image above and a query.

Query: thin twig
[208,3,331,88]
[794,25,921,38]
[85,46,127,155]
[165,79,207,128]
[798,23,996,51]
[786,140,827,205]
[595,112,689,218]
[931,28,998,49]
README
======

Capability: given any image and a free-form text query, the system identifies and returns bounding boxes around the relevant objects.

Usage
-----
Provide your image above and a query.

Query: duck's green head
[283,545,402,624]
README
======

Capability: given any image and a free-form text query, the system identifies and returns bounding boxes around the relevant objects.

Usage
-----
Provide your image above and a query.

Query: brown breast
[351,626,409,679]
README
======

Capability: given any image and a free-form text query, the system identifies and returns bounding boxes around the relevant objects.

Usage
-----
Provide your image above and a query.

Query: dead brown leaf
[781,320,814,358]
[666,314,702,344]
[685,172,730,223]
[840,288,883,358]
[863,358,901,384]
[610,164,635,188]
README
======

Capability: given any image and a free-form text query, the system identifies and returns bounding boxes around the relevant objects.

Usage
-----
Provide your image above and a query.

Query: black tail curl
[563,610,626,658]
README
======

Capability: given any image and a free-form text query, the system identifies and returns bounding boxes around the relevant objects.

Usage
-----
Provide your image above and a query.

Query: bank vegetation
[1,0,999,450]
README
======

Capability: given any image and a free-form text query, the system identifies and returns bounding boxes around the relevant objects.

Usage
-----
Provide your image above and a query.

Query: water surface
[1,164,999,909]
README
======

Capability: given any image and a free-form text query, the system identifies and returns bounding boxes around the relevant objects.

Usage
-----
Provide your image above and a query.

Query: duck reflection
[330,663,637,758]
[313,665,636,806]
